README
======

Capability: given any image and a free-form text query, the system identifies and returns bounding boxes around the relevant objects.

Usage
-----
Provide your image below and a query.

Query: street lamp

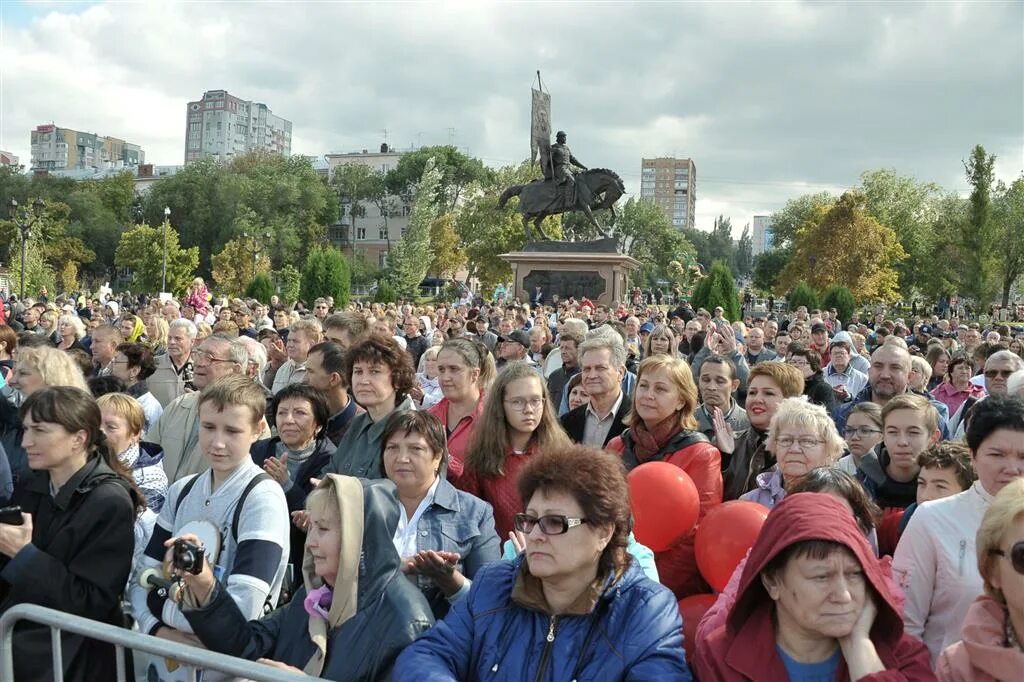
[162,206,170,294]
[7,198,45,302]
[241,231,272,279]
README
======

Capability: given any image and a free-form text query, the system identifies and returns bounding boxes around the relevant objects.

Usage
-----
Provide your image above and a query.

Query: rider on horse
[544,131,591,207]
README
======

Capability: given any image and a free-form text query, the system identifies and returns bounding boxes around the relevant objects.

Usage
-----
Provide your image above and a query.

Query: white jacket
[892,481,995,662]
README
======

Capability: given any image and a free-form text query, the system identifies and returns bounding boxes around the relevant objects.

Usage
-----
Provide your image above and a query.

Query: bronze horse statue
[498,168,625,241]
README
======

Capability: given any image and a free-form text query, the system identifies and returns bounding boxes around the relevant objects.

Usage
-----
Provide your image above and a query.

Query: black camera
[172,538,206,575]
[0,505,23,525]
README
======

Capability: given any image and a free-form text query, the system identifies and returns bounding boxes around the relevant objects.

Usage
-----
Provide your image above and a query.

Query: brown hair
[881,393,939,434]
[748,361,805,397]
[380,410,448,478]
[96,392,145,438]
[786,467,881,536]
[917,441,976,490]
[439,337,496,391]
[343,334,416,398]
[517,444,631,574]
[198,374,266,426]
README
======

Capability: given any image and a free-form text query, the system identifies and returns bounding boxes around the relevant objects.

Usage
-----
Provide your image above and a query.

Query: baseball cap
[811,322,828,334]
[500,330,531,348]
[639,322,655,334]
[919,324,933,335]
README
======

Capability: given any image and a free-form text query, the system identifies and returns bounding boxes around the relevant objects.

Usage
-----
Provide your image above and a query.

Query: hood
[138,440,165,467]
[727,492,904,644]
[831,330,855,348]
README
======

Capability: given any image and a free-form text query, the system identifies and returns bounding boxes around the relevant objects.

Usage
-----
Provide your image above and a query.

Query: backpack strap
[231,472,272,543]
[172,473,203,515]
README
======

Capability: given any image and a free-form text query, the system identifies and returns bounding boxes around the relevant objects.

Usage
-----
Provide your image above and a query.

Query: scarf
[631,413,685,462]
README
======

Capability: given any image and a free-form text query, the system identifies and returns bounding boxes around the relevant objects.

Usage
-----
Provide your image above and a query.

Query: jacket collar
[430,475,462,514]
[511,558,610,616]
[27,457,114,510]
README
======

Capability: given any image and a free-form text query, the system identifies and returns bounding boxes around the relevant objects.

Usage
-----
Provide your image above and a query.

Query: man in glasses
[950,350,1024,439]
[147,333,269,482]
[895,395,1024,662]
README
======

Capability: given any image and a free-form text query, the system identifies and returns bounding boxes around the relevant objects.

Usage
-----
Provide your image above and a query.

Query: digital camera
[172,538,206,575]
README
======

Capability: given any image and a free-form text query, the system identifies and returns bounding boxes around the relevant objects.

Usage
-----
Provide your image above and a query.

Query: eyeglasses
[984,369,1015,379]
[786,359,810,367]
[844,427,882,438]
[514,513,588,535]
[504,397,544,412]
[990,541,1024,574]
[774,436,825,450]
[192,349,235,365]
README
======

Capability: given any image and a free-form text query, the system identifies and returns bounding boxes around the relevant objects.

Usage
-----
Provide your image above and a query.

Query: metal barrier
[0,603,324,682]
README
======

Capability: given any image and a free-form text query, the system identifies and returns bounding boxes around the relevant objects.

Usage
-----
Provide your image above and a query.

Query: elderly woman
[787,342,838,414]
[695,493,934,681]
[110,342,162,432]
[937,478,1024,681]
[176,476,434,679]
[931,353,985,418]
[714,362,805,500]
[428,337,494,482]
[395,445,690,679]
[55,314,88,352]
[380,411,499,619]
[894,395,1024,661]
[643,324,679,359]
[96,392,168,511]
[412,345,444,409]
[323,334,415,479]
[741,397,845,508]
[909,355,933,396]
[607,355,722,598]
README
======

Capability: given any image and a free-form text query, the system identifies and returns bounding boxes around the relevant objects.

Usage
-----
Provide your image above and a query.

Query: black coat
[185,479,434,681]
[803,371,839,415]
[559,393,632,447]
[0,457,139,682]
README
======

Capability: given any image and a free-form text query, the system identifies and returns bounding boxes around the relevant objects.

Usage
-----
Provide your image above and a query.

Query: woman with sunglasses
[394,445,690,679]
[937,477,1024,680]
[894,396,1024,662]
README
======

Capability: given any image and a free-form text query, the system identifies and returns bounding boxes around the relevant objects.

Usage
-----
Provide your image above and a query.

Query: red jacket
[607,429,722,599]
[456,449,532,541]
[695,493,935,682]
[428,394,485,484]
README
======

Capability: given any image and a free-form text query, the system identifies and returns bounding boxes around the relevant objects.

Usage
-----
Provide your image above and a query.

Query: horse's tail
[498,185,522,209]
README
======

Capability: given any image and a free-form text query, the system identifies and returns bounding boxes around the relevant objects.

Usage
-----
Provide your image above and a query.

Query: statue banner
[530,87,551,166]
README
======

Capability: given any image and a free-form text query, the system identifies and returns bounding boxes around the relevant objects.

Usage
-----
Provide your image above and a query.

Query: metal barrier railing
[0,603,323,682]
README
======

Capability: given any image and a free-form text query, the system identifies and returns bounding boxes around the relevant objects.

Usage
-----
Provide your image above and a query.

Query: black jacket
[803,371,839,415]
[0,458,139,682]
[185,478,434,681]
[559,393,632,447]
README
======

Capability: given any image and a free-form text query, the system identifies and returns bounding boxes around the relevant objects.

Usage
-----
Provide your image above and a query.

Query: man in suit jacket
[560,335,631,447]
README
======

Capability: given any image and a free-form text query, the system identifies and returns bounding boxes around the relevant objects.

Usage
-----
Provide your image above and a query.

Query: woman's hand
[404,550,465,597]
[409,384,425,402]
[838,594,884,678]
[508,530,527,555]
[291,510,310,531]
[268,339,287,368]
[263,454,289,485]
[711,406,736,454]
[163,533,217,608]
[0,513,33,558]
[257,658,305,673]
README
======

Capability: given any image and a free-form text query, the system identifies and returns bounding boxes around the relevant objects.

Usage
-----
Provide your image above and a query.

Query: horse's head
[581,168,626,207]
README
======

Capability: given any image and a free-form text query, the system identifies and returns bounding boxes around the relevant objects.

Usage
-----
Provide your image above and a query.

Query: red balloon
[678,593,717,664]
[627,462,700,552]
[694,500,769,592]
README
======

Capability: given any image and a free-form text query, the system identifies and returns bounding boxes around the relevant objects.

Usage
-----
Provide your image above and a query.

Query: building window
[379,226,388,240]
[356,227,366,240]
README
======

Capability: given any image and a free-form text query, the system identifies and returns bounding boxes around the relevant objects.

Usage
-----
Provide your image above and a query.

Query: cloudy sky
[1,1,1021,234]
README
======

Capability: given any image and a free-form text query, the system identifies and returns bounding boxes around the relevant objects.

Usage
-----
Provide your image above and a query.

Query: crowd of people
[0,280,1021,681]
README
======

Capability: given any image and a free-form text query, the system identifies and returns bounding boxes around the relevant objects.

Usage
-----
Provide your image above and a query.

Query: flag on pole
[530,75,552,172]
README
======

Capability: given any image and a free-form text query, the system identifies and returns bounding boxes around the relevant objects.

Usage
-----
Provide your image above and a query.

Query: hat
[639,322,655,334]
[104,301,119,316]
[918,324,933,335]
[811,322,828,334]
[500,330,531,348]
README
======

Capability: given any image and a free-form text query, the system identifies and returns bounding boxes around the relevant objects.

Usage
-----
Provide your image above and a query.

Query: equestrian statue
[499,130,625,242]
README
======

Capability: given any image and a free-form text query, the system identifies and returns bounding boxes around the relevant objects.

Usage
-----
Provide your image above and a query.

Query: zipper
[533,615,558,682]
[958,539,966,576]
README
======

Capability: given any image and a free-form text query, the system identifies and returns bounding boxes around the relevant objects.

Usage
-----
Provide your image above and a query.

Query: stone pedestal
[500,238,640,305]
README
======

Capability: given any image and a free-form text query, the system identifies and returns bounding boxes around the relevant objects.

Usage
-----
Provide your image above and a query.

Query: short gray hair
[986,350,1024,372]
[169,318,198,340]
[561,318,589,337]
[202,333,249,369]
[578,334,626,369]
[1007,369,1024,398]
[235,335,268,376]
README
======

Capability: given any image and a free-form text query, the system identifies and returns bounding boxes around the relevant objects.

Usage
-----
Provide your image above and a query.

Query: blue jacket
[409,476,501,619]
[393,555,690,681]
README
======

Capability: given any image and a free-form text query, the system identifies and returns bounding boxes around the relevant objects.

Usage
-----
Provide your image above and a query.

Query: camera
[0,505,23,525]
[172,538,206,575]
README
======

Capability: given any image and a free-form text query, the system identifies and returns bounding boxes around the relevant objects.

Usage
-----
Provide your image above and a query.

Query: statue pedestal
[500,238,640,306]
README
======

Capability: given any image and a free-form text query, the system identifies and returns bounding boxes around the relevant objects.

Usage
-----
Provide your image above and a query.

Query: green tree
[769,192,837,248]
[752,247,792,292]
[331,163,385,246]
[821,286,857,324]
[958,145,998,305]
[612,198,696,289]
[428,213,466,277]
[301,247,351,308]
[245,273,275,304]
[992,176,1024,307]
[691,261,741,321]
[386,145,492,212]
[348,249,380,288]
[735,224,754,277]
[778,191,906,302]
[373,279,397,304]
[787,281,820,311]
[0,200,95,294]
[388,160,440,297]
[212,237,271,298]
[114,223,199,295]
[7,250,56,301]
[274,264,301,303]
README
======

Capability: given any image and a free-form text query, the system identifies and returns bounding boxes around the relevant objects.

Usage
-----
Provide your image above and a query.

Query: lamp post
[241,231,272,279]
[7,198,45,302]
[162,206,170,294]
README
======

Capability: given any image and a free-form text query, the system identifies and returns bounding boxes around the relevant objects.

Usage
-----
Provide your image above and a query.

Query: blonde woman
[148,317,169,356]
[9,346,89,398]
[740,396,845,509]
[56,314,88,353]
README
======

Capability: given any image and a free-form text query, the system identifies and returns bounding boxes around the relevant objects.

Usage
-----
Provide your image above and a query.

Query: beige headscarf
[303,474,365,677]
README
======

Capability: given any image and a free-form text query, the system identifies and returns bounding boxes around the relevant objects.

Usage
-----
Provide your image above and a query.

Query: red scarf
[631,413,684,462]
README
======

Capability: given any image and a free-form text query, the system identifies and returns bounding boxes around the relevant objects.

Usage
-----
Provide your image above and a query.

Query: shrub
[300,247,351,308]
[373,279,396,304]
[821,285,856,324]
[691,260,741,321]
[244,273,275,304]
[788,280,820,312]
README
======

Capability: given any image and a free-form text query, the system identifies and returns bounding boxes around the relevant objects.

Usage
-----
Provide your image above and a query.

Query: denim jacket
[409,475,501,618]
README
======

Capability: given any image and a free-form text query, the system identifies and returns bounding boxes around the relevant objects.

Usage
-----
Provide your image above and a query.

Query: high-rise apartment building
[640,157,696,230]
[30,124,144,170]
[752,215,775,255]
[184,90,292,164]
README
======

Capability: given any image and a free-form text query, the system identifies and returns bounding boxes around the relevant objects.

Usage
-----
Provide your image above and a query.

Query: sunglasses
[985,369,1015,379]
[991,541,1024,574]
[514,513,588,536]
